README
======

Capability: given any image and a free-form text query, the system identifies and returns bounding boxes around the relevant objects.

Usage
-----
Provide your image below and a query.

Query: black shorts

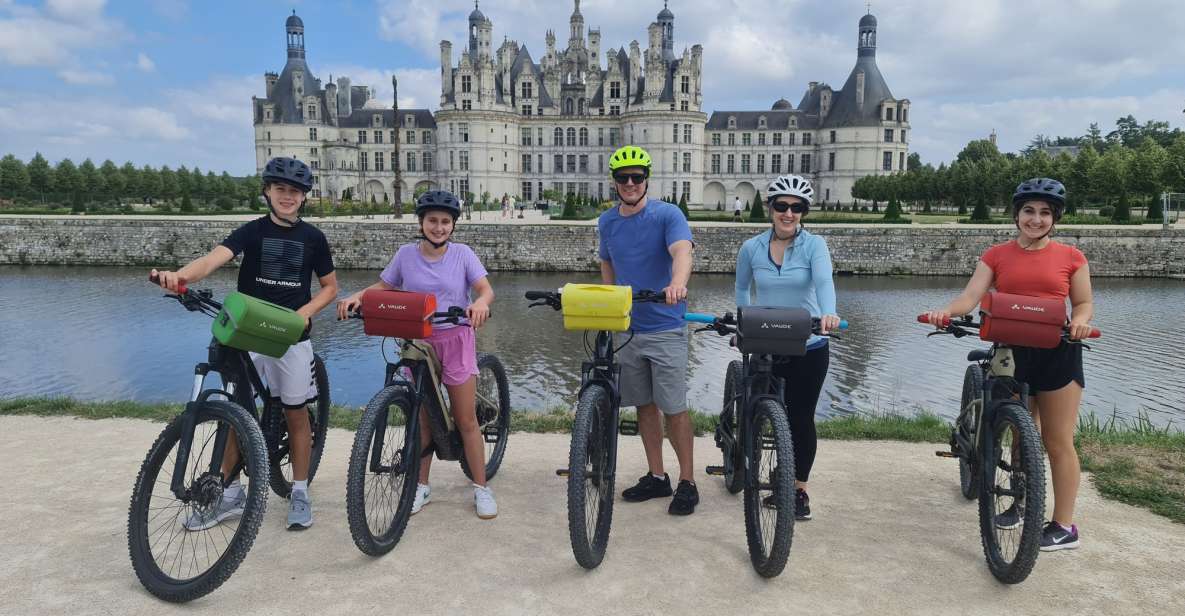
[1012,341,1085,393]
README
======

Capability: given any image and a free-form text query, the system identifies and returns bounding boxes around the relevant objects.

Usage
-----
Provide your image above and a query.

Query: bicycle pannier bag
[561,283,632,332]
[736,306,812,356]
[212,292,306,358]
[979,291,1066,349]
[361,289,437,339]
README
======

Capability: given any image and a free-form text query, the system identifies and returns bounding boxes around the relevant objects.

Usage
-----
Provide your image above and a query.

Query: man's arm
[600,260,616,285]
[664,239,693,304]
[298,272,339,327]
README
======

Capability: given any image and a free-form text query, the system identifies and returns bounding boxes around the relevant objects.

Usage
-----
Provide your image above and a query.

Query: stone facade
[3,217,1182,278]
[252,4,908,208]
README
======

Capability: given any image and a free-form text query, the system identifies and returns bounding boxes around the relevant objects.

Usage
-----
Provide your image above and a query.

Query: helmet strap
[263,192,302,227]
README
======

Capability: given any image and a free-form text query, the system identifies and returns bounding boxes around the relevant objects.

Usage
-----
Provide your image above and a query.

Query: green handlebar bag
[212,292,306,358]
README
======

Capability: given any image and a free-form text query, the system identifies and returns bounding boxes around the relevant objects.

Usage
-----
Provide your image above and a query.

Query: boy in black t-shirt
[152,157,338,531]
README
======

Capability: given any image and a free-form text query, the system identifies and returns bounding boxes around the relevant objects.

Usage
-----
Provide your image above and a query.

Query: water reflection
[1,266,1182,427]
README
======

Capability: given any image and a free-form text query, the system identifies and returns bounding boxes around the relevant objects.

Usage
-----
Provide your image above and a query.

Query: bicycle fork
[169,364,235,501]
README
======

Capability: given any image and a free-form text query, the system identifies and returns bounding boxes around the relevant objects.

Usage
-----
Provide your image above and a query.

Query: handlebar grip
[917,314,950,327]
[683,313,716,324]
[524,291,549,300]
[837,320,849,331]
[149,272,187,294]
[1088,327,1101,339]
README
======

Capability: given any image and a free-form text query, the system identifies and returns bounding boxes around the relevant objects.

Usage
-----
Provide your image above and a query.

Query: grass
[3,397,1181,523]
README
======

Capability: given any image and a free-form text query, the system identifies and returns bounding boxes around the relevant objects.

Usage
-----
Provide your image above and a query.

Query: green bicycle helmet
[608,145,652,174]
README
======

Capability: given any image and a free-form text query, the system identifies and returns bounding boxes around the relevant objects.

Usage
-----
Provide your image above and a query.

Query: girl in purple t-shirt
[337,190,498,519]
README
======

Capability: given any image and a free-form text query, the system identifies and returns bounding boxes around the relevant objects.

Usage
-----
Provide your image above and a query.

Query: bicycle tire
[127,400,269,603]
[461,353,512,482]
[266,354,331,498]
[978,401,1046,584]
[346,386,421,556]
[567,383,616,569]
[721,359,745,495]
[743,398,796,578]
[958,364,985,500]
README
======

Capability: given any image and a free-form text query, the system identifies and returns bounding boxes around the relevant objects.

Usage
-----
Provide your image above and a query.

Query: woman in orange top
[924,178,1095,552]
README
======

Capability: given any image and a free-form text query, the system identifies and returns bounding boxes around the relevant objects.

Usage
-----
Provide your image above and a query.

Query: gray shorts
[616,328,689,415]
[249,339,318,409]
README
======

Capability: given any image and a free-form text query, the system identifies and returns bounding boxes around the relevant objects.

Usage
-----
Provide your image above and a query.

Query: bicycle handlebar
[683,312,848,336]
[915,314,1101,339]
[148,272,187,294]
[524,291,551,301]
[523,288,668,311]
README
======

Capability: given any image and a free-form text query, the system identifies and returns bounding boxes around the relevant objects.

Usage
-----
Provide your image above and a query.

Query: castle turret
[286,11,305,59]
[657,1,675,63]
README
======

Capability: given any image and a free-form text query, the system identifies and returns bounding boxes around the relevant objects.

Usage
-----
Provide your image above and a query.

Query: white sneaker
[474,484,497,519]
[411,483,431,515]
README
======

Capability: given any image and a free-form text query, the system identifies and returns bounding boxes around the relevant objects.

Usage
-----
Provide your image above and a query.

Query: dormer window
[727,116,736,129]
[758,116,767,129]
[372,115,382,127]
[404,115,415,128]
[789,117,797,128]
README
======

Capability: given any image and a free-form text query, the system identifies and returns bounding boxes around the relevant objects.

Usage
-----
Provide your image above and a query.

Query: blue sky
[2,0,1183,176]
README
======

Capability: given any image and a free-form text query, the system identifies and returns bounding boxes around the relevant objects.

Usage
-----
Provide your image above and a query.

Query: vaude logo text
[377,304,408,310]
[761,322,794,330]
[1011,303,1045,313]
[257,321,290,333]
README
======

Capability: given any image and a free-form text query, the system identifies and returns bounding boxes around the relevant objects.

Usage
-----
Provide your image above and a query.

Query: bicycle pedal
[935,451,958,458]
[618,419,639,436]
[555,468,571,477]
[481,426,500,443]
[705,465,726,476]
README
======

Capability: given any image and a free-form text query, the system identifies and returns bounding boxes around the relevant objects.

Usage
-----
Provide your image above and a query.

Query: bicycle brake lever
[925,331,952,338]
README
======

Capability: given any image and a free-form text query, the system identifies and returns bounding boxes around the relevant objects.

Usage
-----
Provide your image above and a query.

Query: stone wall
[1,217,1183,277]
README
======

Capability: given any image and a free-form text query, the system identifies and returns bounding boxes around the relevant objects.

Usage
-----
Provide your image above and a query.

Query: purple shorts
[426,325,479,386]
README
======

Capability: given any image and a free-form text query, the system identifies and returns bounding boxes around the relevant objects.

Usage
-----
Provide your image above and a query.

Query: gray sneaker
[287,489,313,530]
[183,490,245,532]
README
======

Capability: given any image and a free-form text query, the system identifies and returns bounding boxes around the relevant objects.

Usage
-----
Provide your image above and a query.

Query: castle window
[579,127,589,146]
[407,130,416,145]
[307,104,317,120]
[522,154,532,172]
[757,116,766,129]
[374,130,383,144]
[554,127,563,145]
[458,123,469,142]
[309,128,317,141]
[683,124,691,144]
[728,133,735,146]
[598,127,604,146]
[423,130,432,144]
[727,154,735,173]
[773,132,782,146]
[771,153,781,173]
[680,101,688,111]
[800,153,811,173]
[521,128,532,146]
[885,107,893,121]
[521,81,533,98]
[903,108,909,122]
[803,133,812,146]
[423,153,433,172]
[711,154,720,174]
[756,154,765,174]
[742,133,752,146]
[828,152,836,171]
[681,75,690,94]
[462,100,472,111]
[884,129,894,143]
[461,75,472,93]
[459,151,469,171]
[711,133,720,146]
[830,130,836,143]
[554,154,563,172]
[727,116,736,129]
[900,152,906,171]
[683,152,691,173]
[358,130,367,144]
[741,154,751,174]
[405,152,415,172]
[566,127,576,146]
[883,151,892,171]
[609,81,621,98]
[360,152,368,170]
[787,133,795,146]
[789,117,797,128]
[374,152,384,171]
[609,105,620,116]
[758,133,766,146]
[673,123,679,144]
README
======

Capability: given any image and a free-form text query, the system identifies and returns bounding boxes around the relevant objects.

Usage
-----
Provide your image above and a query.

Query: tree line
[850,115,1185,222]
[0,153,264,213]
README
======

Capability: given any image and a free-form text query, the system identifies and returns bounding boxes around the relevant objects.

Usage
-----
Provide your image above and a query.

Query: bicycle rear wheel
[743,398,796,578]
[265,354,331,498]
[720,360,745,494]
[127,400,269,603]
[958,364,985,500]
[567,384,616,569]
[978,401,1045,584]
[346,386,420,556]
[462,353,511,482]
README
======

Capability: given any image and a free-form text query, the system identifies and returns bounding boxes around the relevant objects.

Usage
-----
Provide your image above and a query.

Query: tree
[1085,123,1104,151]
[1070,145,1100,205]
[189,167,206,204]
[120,162,140,202]
[27,153,51,203]
[883,197,904,221]
[99,160,123,204]
[562,192,577,218]
[970,194,991,221]
[748,191,765,221]
[180,192,195,212]
[677,192,689,219]
[175,166,192,197]
[0,154,30,199]
[1112,191,1131,222]
[1089,147,1129,207]
[78,159,103,205]
[1164,134,1185,192]
[1146,196,1164,222]
[956,139,1002,164]
[158,165,179,201]
[140,165,161,202]
[54,159,81,204]
[1129,138,1169,209]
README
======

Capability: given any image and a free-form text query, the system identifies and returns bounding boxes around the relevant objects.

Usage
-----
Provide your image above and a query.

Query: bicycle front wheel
[978,401,1046,584]
[127,400,269,603]
[346,386,420,556]
[567,384,616,569]
[742,398,796,578]
[958,364,985,500]
[462,353,511,482]
[721,359,745,494]
[266,354,331,498]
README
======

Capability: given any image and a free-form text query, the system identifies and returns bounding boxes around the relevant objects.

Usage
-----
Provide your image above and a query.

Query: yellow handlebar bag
[561,283,632,332]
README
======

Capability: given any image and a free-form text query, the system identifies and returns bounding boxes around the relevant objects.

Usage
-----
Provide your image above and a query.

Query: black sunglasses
[770,201,809,214]
[612,172,648,185]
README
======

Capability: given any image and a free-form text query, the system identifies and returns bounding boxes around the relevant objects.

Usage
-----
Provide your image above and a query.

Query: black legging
[770,343,830,483]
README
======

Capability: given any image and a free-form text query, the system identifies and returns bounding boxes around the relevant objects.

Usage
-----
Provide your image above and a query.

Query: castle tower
[286,10,305,59]
[657,1,675,63]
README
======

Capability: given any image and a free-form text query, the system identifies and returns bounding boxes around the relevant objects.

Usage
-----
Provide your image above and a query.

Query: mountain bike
[344,306,510,556]
[686,308,844,578]
[920,313,1099,584]
[128,276,330,602]
[524,286,666,569]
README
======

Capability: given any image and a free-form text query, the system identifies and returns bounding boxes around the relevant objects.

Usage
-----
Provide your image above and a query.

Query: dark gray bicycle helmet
[261,156,314,192]
[415,190,462,219]
[1012,177,1066,220]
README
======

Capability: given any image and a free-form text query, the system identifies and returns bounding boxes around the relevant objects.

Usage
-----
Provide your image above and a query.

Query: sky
[1,0,1183,176]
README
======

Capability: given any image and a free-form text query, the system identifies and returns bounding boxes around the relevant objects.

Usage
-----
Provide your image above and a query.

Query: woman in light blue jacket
[735,174,840,521]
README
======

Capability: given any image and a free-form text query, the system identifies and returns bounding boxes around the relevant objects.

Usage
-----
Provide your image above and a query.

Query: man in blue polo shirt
[597,145,698,515]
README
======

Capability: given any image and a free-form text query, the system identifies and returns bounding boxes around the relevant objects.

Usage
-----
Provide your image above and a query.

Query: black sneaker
[994,503,1022,530]
[794,489,812,520]
[621,473,673,502]
[1039,521,1080,551]
[668,480,699,515]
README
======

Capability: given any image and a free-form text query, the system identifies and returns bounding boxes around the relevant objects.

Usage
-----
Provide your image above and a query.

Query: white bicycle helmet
[767,174,814,206]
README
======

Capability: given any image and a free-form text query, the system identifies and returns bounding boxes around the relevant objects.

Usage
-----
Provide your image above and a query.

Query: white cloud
[137,52,155,72]
[319,65,441,111]
[46,0,106,21]
[57,69,115,85]
[0,0,125,67]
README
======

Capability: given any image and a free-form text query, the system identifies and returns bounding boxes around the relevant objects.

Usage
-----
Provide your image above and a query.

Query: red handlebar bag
[979,292,1066,349]
[361,289,437,339]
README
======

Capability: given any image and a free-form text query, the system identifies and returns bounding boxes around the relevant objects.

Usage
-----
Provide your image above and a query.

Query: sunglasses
[770,201,809,214]
[612,173,648,185]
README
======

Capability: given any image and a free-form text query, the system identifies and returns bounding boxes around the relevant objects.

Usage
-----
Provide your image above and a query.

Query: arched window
[758,116,767,129]
[579,127,588,146]
[565,98,574,115]
[578,98,586,115]
[727,116,736,129]
[554,127,563,145]
[566,127,577,146]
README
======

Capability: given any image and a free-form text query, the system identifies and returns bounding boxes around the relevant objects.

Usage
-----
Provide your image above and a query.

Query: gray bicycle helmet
[415,190,462,219]
[767,174,814,207]
[261,156,314,192]
[1012,177,1066,220]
